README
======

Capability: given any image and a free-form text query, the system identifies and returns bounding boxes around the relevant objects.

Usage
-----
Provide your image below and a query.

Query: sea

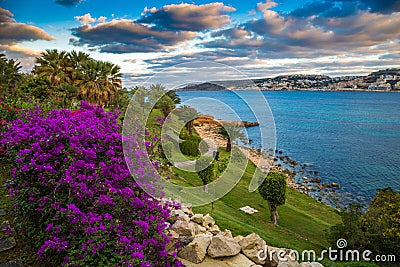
[177,90,400,206]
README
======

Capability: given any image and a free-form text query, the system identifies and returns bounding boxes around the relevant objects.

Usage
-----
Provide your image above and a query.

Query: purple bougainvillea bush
[0,102,182,266]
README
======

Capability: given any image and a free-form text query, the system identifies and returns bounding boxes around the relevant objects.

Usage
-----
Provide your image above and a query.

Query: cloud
[55,0,83,7]
[74,13,96,25]
[0,8,55,46]
[71,19,197,53]
[97,16,107,23]
[246,0,284,35]
[358,0,400,14]
[0,44,41,57]
[198,0,400,61]
[0,8,14,23]
[138,3,236,31]
[74,13,107,25]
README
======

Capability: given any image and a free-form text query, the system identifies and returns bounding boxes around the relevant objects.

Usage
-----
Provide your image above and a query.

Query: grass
[170,148,380,267]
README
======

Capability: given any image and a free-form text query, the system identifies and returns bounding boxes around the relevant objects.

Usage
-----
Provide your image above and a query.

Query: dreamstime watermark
[257,238,397,263]
[122,61,276,206]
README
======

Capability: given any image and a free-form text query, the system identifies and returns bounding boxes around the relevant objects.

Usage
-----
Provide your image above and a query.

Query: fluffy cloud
[0,8,55,45]
[0,44,41,57]
[138,3,236,31]
[74,13,107,25]
[55,0,83,7]
[74,13,96,25]
[71,19,196,53]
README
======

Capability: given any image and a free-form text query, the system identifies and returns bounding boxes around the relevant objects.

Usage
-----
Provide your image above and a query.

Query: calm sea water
[177,90,400,205]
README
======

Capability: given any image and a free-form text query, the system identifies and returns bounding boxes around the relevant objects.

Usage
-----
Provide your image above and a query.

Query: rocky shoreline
[193,115,344,209]
[166,202,325,267]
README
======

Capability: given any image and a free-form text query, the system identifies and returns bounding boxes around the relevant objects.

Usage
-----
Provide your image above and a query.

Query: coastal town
[179,68,400,91]
[254,68,400,91]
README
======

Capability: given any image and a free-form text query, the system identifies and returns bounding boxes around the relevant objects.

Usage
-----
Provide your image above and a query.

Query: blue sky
[1,0,399,87]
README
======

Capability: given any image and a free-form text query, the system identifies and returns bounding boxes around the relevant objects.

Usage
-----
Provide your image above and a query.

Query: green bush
[195,156,215,186]
[180,140,200,156]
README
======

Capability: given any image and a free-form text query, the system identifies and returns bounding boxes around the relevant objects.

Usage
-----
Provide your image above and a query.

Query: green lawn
[169,149,379,267]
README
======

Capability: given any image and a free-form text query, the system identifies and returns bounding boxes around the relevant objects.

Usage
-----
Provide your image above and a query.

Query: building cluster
[253,69,400,91]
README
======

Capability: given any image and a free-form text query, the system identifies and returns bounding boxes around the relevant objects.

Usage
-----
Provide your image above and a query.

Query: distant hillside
[176,82,226,91]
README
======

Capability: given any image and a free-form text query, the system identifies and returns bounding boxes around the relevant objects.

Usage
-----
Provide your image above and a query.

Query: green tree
[195,156,215,192]
[363,188,400,255]
[218,123,246,152]
[148,84,175,117]
[166,90,181,105]
[259,172,286,225]
[326,203,366,249]
[33,49,71,86]
[175,105,199,135]
[0,53,22,95]
[20,76,52,100]
[327,188,400,256]
[76,60,122,106]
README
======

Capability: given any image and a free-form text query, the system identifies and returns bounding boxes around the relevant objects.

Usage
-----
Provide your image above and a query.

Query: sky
[1,0,400,87]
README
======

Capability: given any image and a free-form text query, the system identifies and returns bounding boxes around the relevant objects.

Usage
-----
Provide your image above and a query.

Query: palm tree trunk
[188,121,193,136]
[226,137,232,152]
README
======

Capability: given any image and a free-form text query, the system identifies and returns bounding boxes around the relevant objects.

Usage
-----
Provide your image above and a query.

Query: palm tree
[68,50,91,82]
[166,90,181,105]
[0,54,22,93]
[218,123,246,152]
[0,54,22,98]
[175,105,199,135]
[76,60,122,106]
[33,49,71,86]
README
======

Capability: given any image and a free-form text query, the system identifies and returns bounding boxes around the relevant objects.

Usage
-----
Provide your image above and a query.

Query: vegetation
[195,156,215,192]
[259,172,287,225]
[218,123,246,152]
[174,105,199,136]
[0,103,180,266]
[170,148,341,252]
[327,188,400,257]
[180,140,200,157]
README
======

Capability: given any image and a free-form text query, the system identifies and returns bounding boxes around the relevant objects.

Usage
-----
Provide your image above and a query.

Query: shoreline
[193,116,344,209]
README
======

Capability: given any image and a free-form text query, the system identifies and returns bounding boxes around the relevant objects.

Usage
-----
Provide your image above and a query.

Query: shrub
[0,102,181,266]
[180,140,199,157]
[195,156,215,187]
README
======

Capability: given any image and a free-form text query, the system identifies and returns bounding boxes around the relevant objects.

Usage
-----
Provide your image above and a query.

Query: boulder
[234,235,244,245]
[264,246,298,267]
[166,230,179,253]
[178,234,212,263]
[202,214,215,228]
[208,224,220,235]
[181,206,194,216]
[277,261,301,267]
[179,236,195,246]
[207,233,241,258]
[240,233,267,265]
[191,214,204,224]
[179,254,258,267]
[299,262,324,267]
[194,224,207,235]
[171,220,195,237]
[168,209,190,224]
[222,229,233,238]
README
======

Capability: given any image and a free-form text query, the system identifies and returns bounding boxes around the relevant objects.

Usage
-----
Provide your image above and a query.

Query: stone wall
[166,203,325,267]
